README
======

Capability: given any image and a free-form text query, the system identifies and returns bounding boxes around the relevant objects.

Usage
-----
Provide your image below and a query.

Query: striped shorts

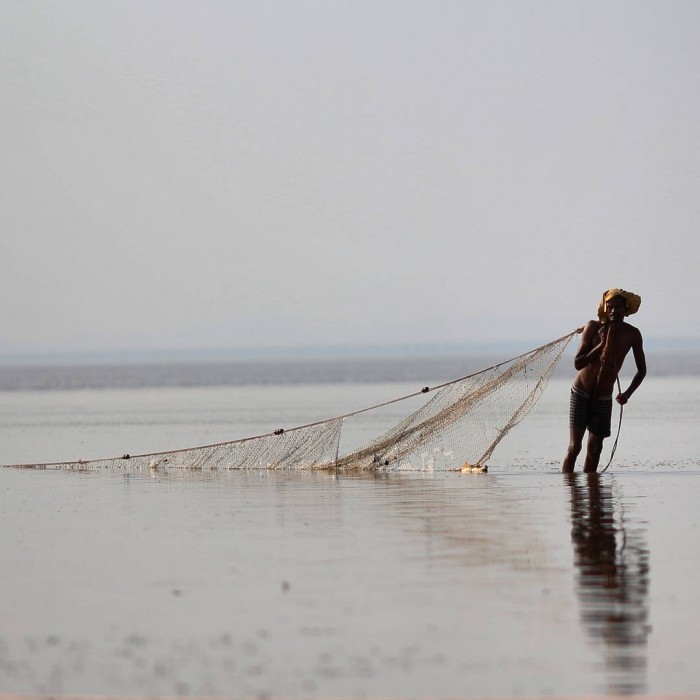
[569,387,613,438]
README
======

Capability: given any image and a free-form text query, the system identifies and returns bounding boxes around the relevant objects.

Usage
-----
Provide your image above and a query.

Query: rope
[596,324,624,474]
[599,375,623,474]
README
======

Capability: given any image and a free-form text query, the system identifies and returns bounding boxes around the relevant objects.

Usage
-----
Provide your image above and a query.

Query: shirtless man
[562,289,647,473]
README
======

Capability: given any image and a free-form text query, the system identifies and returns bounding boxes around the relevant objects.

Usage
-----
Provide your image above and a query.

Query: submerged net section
[8,332,575,473]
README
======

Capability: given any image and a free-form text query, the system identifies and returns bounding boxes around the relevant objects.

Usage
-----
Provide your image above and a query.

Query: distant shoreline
[0,350,697,391]
[2,335,699,367]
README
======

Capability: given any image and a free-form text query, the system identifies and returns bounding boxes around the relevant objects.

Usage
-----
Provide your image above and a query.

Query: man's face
[605,295,627,322]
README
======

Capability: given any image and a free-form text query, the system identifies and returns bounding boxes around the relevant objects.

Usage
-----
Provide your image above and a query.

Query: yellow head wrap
[597,288,642,322]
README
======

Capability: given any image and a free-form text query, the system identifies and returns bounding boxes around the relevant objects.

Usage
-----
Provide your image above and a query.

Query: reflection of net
[10,333,574,472]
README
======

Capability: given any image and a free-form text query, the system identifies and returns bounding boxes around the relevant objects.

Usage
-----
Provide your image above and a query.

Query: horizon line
[1,334,700,366]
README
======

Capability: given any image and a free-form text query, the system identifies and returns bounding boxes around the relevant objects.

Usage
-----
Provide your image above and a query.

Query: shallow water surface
[1,377,700,696]
[1,467,700,697]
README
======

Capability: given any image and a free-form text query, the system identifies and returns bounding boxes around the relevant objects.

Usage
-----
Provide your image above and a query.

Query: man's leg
[583,432,604,473]
[563,428,585,472]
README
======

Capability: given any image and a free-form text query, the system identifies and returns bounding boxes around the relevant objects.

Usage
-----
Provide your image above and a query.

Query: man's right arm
[574,321,604,370]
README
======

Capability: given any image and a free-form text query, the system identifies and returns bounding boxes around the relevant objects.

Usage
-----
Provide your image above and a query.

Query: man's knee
[566,442,582,460]
[568,430,585,453]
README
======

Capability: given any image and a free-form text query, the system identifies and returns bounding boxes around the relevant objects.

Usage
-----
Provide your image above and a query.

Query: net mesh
[8,332,575,473]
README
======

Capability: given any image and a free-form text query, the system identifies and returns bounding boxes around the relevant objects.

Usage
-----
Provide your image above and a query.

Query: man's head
[604,295,627,323]
[597,288,641,323]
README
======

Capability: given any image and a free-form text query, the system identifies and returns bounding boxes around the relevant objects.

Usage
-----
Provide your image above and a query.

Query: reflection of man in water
[563,289,647,473]
[568,474,650,695]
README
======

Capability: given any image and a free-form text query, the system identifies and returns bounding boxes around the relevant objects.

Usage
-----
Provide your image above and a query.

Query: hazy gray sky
[2,1,699,355]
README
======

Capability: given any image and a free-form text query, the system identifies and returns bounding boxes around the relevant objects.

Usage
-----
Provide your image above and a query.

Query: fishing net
[8,332,575,473]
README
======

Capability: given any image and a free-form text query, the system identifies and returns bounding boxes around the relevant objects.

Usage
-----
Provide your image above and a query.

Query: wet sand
[1,378,700,697]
